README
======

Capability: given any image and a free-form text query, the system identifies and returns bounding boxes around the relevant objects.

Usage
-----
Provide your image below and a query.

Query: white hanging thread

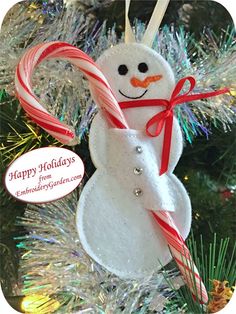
[142,0,170,47]
[125,0,136,43]
[125,0,170,47]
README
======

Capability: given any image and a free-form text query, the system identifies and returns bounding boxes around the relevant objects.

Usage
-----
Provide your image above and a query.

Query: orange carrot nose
[130,75,163,88]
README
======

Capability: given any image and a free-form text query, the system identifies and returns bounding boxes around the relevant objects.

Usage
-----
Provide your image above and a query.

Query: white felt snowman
[76,0,192,279]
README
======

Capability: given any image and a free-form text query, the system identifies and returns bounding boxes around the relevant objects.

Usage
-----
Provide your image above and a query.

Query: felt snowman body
[77,43,192,279]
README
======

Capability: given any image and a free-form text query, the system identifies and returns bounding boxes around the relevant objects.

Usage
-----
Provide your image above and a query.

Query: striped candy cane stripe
[15,41,128,145]
[151,210,208,303]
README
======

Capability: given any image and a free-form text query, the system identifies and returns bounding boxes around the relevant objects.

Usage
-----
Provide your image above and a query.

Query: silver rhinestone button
[134,167,143,175]
[133,188,143,197]
[135,146,143,154]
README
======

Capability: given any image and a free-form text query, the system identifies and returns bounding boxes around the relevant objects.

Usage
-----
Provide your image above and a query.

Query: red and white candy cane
[151,211,208,303]
[15,41,208,303]
[15,41,128,145]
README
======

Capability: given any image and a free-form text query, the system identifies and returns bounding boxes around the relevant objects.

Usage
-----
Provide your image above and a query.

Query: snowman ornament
[76,0,192,279]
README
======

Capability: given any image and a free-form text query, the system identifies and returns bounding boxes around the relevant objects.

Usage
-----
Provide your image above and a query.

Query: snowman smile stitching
[118,89,148,99]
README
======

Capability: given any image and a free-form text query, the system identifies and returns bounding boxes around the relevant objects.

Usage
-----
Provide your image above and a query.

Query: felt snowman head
[96,43,175,130]
[97,43,175,102]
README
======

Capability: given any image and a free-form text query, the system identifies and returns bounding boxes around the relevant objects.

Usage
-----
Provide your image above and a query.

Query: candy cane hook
[15,41,128,145]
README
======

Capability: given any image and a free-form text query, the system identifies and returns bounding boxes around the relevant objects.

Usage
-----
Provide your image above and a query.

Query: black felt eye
[138,62,148,73]
[118,64,128,75]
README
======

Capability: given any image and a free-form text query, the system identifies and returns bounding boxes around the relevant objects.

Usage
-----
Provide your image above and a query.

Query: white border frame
[0,1,235,313]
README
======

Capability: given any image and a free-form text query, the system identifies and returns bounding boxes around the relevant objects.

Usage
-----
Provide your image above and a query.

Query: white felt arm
[106,128,176,211]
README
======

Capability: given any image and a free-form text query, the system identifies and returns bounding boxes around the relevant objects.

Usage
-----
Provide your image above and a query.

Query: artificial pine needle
[163,233,235,313]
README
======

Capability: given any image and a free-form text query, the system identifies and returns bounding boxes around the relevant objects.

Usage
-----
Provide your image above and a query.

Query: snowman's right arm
[89,112,109,169]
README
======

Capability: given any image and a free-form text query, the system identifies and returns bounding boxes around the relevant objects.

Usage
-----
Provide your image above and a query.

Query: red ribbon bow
[119,76,229,175]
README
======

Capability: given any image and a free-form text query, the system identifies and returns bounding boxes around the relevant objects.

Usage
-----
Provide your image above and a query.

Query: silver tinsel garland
[0,3,235,142]
[16,192,184,313]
